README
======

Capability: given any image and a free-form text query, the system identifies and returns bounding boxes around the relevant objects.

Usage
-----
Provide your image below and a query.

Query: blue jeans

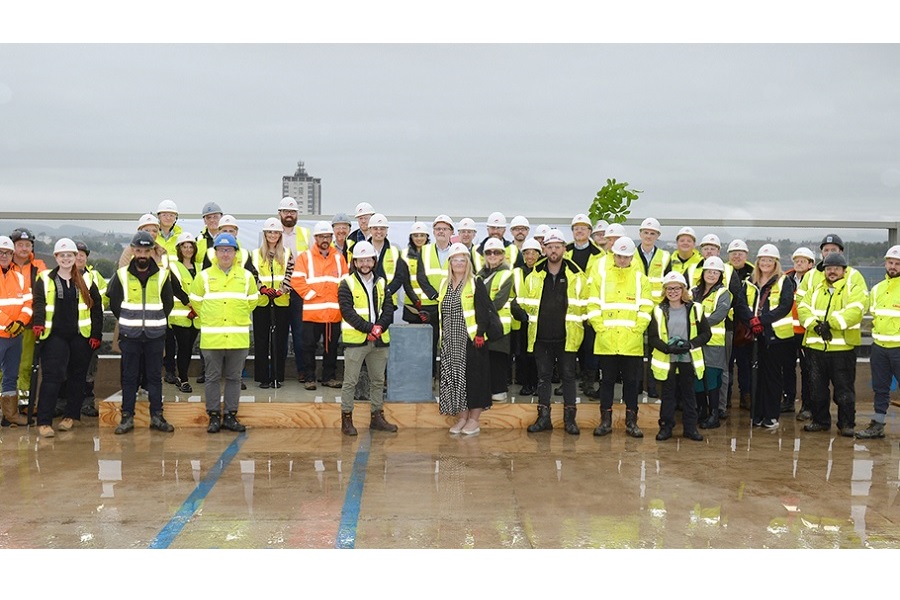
[870,343,900,416]
[120,335,166,415]
[0,335,23,395]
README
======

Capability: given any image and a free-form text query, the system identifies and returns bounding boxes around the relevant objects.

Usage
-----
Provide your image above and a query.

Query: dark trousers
[120,335,165,415]
[171,325,199,382]
[301,320,341,382]
[783,333,811,409]
[754,339,793,423]
[659,361,699,432]
[36,333,92,426]
[510,328,527,384]
[288,293,305,374]
[807,348,857,428]
[535,340,577,407]
[729,342,752,398]
[871,343,900,416]
[598,354,642,412]
[163,327,177,375]
[577,324,598,379]
[489,350,509,395]
[253,304,290,383]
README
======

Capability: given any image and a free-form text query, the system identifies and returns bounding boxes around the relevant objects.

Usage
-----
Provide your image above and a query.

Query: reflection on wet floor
[2,413,900,550]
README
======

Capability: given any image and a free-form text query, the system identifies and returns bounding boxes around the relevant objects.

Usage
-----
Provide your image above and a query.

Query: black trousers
[535,340,577,407]
[301,320,341,382]
[36,333,92,426]
[489,349,509,395]
[253,304,290,383]
[597,354,642,412]
[171,324,199,382]
[783,332,811,408]
[120,335,165,415]
[163,326,177,375]
[754,338,793,423]
[807,348,857,428]
[659,361,699,431]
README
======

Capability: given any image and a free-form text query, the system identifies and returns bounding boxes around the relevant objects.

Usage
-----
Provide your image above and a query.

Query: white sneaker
[763,419,780,430]
[491,392,507,401]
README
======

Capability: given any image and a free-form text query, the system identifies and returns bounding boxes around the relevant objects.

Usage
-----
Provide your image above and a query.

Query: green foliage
[589,178,642,225]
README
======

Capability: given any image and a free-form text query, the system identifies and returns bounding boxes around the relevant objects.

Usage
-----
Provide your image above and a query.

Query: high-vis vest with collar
[642,247,671,304]
[698,285,729,347]
[290,246,348,323]
[586,265,653,356]
[517,262,587,353]
[0,267,31,336]
[402,247,425,307]
[340,274,391,345]
[797,274,868,351]
[650,303,706,381]
[483,267,513,336]
[474,242,521,273]
[168,261,198,329]
[744,275,794,340]
[251,247,291,307]
[38,271,94,340]
[438,276,480,341]
[870,275,900,349]
[190,265,259,350]
[420,243,449,307]
[115,266,168,339]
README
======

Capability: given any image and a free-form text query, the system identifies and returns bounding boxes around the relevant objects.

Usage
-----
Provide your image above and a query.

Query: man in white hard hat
[668,227,703,283]
[349,202,376,247]
[156,199,182,260]
[278,197,313,382]
[784,247,816,418]
[457,218,478,253]
[358,213,410,297]
[533,224,550,250]
[856,245,900,439]
[591,221,609,250]
[564,214,603,396]
[509,215,530,251]
[636,217,671,399]
[725,238,755,412]
[509,237,543,397]
[412,215,455,377]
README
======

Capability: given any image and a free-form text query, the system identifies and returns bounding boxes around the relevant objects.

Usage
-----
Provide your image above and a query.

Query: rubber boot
[341,411,358,436]
[527,404,552,433]
[593,409,613,437]
[1,394,27,427]
[115,412,134,435]
[563,405,580,435]
[625,409,643,438]
[207,411,222,433]
[222,411,246,432]
[370,409,398,432]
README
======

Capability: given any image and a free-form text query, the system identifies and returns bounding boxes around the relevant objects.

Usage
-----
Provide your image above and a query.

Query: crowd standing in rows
[1,202,899,443]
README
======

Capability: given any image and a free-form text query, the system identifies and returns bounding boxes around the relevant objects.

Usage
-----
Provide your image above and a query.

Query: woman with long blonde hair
[251,218,293,389]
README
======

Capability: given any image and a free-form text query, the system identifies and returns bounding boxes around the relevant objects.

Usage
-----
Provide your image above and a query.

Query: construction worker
[415,215,455,378]
[795,233,868,307]
[119,213,169,270]
[75,241,107,417]
[479,237,514,401]
[353,213,410,297]
[725,238,755,412]
[797,251,868,437]
[691,256,731,429]
[636,217,671,399]
[331,212,353,261]
[252,218,292,389]
[668,226,703,284]
[473,212,524,272]
[587,236,654,438]
[591,220,609,250]
[0,235,32,428]
[190,232,258,433]
[509,215,530,252]
[401,221,431,323]
[785,246,816,418]
[510,237,542,397]
[533,224,550,248]
[565,214,603,397]
[457,218,479,256]
[156,199,183,259]
[337,241,397,436]
[349,202,376,247]
[697,234,722,281]
[278,196,312,382]
[519,229,588,435]
[200,214,257,278]
[8,228,47,410]
[856,245,900,439]
[290,221,349,390]
[106,231,176,434]
[168,232,200,393]
[196,201,223,272]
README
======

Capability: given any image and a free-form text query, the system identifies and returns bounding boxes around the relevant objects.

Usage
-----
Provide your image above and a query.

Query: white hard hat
[792,247,816,261]
[263,217,283,232]
[605,223,626,238]
[0,236,14,251]
[885,245,900,260]
[571,214,592,228]
[593,220,609,234]
[447,243,470,259]
[410,221,429,235]
[534,224,550,238]
[543,229,567,245]
[176,232,196,245]
[313,221,333,236]
[483,238,505,252]
[487,212,507,227]
[702,256,726,271]
[433,214,454,229]
[355,202,375,217]
[522,238,542,252]
[611,236,637,257]
[662,271,688,288]
[676,226,696,241]
[368,213,389,228]
[137,213,159,230]
[639,217,660,233]
[219,214,239,230]
[352,241,377,259]
[278,197,299,211]
[510,215,530,229]
[727,239,749,253]
[54,238,78,254]
[457,217,477,232]
[757,244,781,260]
[700,234,721,248]
[156,199,178,215]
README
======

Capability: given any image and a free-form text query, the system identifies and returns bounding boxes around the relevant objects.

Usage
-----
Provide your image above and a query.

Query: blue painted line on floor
[335,431,372,549]
[148,432,248,549]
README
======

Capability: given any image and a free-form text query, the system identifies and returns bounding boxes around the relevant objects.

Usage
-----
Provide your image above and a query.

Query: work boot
[780,397,795,413]
[702,411,721,430]
[222,412,246,432]
[656,426,673,441]
[81,400,99,417]
[115,412,135,435]
[625,409,643,438]
[164,371,178,385]
[740,392,752,410]
[563,406,580,435]
[855,420,885,439]
[370,409,398,432]
[527,404,552,433]
[593,409,613,437]
[149,413,175,432]
[796,408,812,421]
[1,394,27,427]
[341,411,358,436]
[207,411,222,433]
[683,429,704,442]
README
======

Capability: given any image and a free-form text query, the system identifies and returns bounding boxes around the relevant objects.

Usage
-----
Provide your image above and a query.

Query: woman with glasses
[478,237,514,401]
[691,256,732,429]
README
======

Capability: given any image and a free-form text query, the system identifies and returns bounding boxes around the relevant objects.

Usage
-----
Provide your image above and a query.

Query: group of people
[3,202,898,443]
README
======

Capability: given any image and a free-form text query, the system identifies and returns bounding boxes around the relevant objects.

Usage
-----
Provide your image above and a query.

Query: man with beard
[278,196,312,382]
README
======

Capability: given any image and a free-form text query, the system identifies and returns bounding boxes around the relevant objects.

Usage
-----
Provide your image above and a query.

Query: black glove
[667,338,690,354]
[815,320,833,341]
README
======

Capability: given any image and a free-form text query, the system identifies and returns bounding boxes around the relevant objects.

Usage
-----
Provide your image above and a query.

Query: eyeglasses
[434,227,452,233]
[485,250,503,256]
[665,286,683,293]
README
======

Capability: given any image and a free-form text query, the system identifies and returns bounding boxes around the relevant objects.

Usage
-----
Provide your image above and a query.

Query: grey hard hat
[201,202,223,217]
[822,252,848,268]
[332,213,352,226]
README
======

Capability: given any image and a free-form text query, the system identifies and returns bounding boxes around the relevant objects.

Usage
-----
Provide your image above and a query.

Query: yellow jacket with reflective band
[482,266,513,337]
[85,266,109,310]
[251,247,291,307]
[587,265,653,356]
[349,243,401,291]
[564,241,604,277]
[158,224,183,260]
[437,276,480,341]
[744,275,795,340]
[115,265,168,339]
[419,243,449,306]
[797,273,868,351]
[168,261,198,329]
[650,303,706,381]
[190,264,259,350]
[795,264,867,304]
[401,247,425,307]
[698,285,729,347]
[870,275,900,349]
[510,267,529,331]
[669,250,703,287]
[639,247,671,304]
[38,270,94,340]
[340,273,391,345]
[473,242,521,273]
[518,260,587,353]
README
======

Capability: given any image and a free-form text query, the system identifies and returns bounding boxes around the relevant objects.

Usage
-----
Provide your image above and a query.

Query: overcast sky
[2,44,899,232]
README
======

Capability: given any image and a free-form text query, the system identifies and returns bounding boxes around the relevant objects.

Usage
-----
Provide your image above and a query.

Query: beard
[135,257,151,270]
[281,215,297,227]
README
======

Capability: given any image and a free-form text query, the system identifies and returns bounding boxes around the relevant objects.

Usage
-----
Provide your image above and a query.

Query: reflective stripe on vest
[341,274,390,345]
[745,275,794,339]
[650,303,705,381]
[701,286,729,347]
[438,277,479,340]
[39,271,93,339]
[870,277,900,348]
[484,268,513,336]
[116,266,168,338]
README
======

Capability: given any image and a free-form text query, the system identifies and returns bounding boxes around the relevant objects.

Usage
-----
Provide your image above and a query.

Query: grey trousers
[203,348,249,413]
[719,330,733,411]
[340,343,388,413]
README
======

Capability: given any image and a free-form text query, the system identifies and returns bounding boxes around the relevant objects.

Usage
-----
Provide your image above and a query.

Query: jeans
[120,335,165,414]
[0,335,23,395]
[870,343,900,416]
[534,340,577,407]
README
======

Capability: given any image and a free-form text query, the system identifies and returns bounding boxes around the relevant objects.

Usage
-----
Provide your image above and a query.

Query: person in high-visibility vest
[509,237,542,397]
[0,235,32,428]
[856,245,900,439]
[478,237,514,401]
[7,228,47,409]
[156,199,183,260]
[416,215,455,378]
[591,220,609,251]
[195,201,222,274]
[331,213,352,262]
[636,217,670,400]
[401,221,431,324]
[690,256,732,430]
[277,196,312,382]
[565,214,603,398]
[337,241,397,436]
[472,212,525,274]
[74,240,107,417]
[252,218,293,389]
[724,238,755,412]
[350,213,410,297]
[168,232,200,393]
[784,246,816,419]
[648,271,711,442]
[349,202,376,248]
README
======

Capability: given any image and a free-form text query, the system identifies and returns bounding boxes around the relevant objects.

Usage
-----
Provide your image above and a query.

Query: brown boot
[341,411,358,436]
[1,394,27,427]
[370,409,398,432]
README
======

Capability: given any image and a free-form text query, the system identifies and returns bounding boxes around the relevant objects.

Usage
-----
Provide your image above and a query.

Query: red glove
[473,335,485,349]
[749,316,763,335]
[419,311,430,323]
[366,332,377,342]
[187,308,198,320]
[32,325,45,338]
[274,289,284,297]
[415,299,423,309]
[370,325,383,338]
[89,337,101,350]
[260,286,276,298]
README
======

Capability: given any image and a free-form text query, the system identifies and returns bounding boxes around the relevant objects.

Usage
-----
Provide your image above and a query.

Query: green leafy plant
[589,178,642,225]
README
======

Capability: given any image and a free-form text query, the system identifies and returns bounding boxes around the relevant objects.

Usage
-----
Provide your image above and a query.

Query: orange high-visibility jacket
[291,246,348,323]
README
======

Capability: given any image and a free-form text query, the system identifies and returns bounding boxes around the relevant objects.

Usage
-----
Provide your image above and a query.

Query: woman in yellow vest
[734,244,796,430]
[31,238,103,438]
[252,218,293,389]
[648,271,711,442]
[169,232,200,393]
[401,221,431,324]
[691,256,732,430]
[439,243,495,435]
[478,237,514,401]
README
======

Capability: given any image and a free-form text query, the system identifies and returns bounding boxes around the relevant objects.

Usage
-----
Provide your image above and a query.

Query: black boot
[703,410,721,429]
[341,411,358,436]
[683,429,704,442]
[780,396,796,413]
[696,393,709,427]
[656,420,672,441]
[370,409,398,432]
[593,409,612,437]
[625,409,643,438]
[115,412,134,435]
[207,411,221,433]
[527,405,552,433]
[222,411,246,432]
[149,412,175,432]
[563,406,580,435]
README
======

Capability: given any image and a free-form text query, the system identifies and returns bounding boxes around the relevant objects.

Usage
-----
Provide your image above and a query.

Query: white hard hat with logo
[176,232,196,245]
[157,199,178,215]
[702,256,726,271]
[355,202,375,217]
[571,214,591,228]
[137,213,160,230]
[457,217,477,232]
[313,221,333,236]
[605,223,626,239]
[279,197,299,211]
[448,243,470,259]
[510,215,530,229]
[792,247,815,261]
[54,238,78,254]
[757,244,781,260]
[263,217,283,232]
[352,241,377,259]
[727,239,749,253]
[639,217,660,233]
[662,271,688,288]
[534,224,550,238]
[700,234,721,248]
[0,236,14,252]
[611,237,636,257]
[368,213,389,228]
[484,238,505,252]
[885,245,900,260]
[433,214,454,229]
[522,238,542,252]
[487,212,507,227]
[676,226,696,241]
[543,229,567,245]
[593,220,609,233]
[410,221,429,235]
[219,215,239,230]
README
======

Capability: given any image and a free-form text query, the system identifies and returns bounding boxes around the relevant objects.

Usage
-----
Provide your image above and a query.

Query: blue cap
[213,232,238,249]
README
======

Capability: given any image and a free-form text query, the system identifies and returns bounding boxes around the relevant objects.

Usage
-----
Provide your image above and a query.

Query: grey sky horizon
[2,44,899,231]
